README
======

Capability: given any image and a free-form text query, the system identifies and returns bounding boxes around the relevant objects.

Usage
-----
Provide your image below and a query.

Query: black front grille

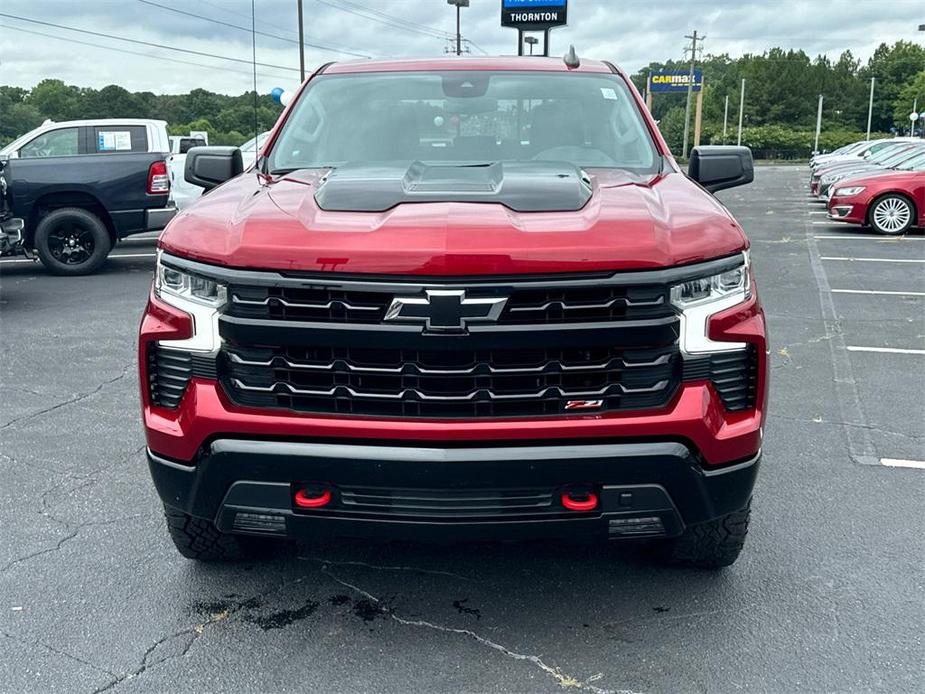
[226,282,672,325]
[221,342,681,418]
[146,345,217,409]
[227,285,392,324]
[683,347,759,411]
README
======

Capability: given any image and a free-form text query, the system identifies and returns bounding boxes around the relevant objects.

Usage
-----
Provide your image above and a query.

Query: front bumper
[149,439,760,543]
[827,196,867,225]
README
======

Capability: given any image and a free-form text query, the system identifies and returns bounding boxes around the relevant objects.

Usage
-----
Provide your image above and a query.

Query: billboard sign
[501,0,568,30]
[650,70,703,93]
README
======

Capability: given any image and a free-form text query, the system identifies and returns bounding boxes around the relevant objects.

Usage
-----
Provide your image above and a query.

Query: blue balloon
[270,87,285,104]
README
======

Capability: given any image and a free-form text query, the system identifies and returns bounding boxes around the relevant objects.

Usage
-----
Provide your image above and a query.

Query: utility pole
[737,78,745,146]
[723,94,729,144]
[297,0,305,81]
[813,94,824,153]
[681,30,702,159]
[447,0,469,56]
[866,77,875,141]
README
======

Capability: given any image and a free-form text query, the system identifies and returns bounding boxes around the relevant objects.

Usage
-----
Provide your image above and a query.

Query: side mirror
[689,145,754,193]
[184,146,243,191]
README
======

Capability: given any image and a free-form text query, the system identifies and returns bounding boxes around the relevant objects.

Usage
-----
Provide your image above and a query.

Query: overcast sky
[1,0,922,95]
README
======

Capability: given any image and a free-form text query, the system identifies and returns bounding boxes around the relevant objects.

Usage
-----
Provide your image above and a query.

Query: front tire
[34,207,112,275]
[869,195,915,236]
[164,505,268,562]
[651,501,751,569]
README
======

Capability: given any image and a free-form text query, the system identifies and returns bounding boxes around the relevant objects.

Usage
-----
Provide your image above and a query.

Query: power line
[198,0,300,37]
[466,39,491,56]
[314,0,448,40]
[1,24,295,81]
[136,0,371,58]
[0,11,300,72]
[338,0,452,37]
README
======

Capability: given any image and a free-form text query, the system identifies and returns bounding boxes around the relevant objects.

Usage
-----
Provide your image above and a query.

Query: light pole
[723,94,729,144]
[447,0,469,56]
[813,94,824,153]
[737,78,745,146]
[525,36,539,55]
[297,0,305,81]
[866,77,875,141]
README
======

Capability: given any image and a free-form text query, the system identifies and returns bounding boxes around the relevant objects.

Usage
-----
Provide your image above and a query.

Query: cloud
[0,0,921,95]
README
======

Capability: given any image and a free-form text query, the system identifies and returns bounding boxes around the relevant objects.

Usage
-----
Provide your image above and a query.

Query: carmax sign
[650,70,704,93]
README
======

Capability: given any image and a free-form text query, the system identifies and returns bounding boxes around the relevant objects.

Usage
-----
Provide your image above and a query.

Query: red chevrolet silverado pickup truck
[139,56,766,569]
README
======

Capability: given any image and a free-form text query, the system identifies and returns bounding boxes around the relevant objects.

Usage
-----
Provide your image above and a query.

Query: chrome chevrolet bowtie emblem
[385,290,507,332]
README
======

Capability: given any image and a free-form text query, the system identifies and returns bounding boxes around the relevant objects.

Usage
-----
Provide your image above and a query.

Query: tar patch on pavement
[452,598,481,620]
[243,600,320,630]
[353,598,388,622]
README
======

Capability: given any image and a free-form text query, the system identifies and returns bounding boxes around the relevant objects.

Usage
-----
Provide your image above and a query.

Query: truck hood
[159,168,747,275]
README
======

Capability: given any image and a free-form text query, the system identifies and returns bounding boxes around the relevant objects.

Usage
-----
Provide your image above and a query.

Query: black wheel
[34,207,111,275]
[649,501,751,569]
[163,505,274,562]
[868,194,915,236]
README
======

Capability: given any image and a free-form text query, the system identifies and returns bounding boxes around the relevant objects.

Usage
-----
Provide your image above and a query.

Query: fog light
[608,516,665,537]
[232,512,287,535]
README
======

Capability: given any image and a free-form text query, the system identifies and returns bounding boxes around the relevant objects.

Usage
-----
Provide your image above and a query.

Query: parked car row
[809,138,925,235]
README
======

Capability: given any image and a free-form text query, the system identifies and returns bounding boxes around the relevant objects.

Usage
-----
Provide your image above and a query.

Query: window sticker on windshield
[600,88,618,100]
[98,131,132,151]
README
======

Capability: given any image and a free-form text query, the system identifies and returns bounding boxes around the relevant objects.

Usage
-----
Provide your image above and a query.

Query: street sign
[650,70,704,93]
[501,0,568,30]
[910,112,919,122]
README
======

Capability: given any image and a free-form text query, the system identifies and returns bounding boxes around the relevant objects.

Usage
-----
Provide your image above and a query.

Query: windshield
[877,145,922,167]
[268,71,659,174]
[896,151,925,171]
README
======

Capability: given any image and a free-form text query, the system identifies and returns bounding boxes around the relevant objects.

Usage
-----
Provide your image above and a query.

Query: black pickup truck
[0,120,176,275]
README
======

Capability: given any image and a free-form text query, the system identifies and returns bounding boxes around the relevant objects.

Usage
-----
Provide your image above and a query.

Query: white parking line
[815,235,925,241]
[832,289,925,297]
[881,458,925,470]
[821,257,925,263]
[0,252,155,264]
[846,346,925,355]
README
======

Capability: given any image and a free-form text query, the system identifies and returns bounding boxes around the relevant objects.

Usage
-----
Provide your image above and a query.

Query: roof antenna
[563,45,580,69]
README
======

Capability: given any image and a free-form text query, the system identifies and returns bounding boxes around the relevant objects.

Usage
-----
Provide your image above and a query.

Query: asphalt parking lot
[1,165,922,694]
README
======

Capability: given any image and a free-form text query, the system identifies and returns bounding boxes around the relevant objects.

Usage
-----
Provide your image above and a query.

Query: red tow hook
[561,488,599,512]
[294,487,333,509]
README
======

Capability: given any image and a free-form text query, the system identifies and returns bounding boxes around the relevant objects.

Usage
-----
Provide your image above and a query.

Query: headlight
[671,252,751,354]
[153,252,224,352]
[834,186,865,197]
[670,260,750,309]
[155,255,227,307]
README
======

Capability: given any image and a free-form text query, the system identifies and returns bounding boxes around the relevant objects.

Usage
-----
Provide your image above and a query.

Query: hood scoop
[313,161,592,213]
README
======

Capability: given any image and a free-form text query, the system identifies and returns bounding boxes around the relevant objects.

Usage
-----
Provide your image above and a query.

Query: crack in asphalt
[89,574,312,693]
[317,562,633,694]
[769,413,924,442]
[1,628,119,679]
[1,515,145,574]
[1,445,150,572]
[0,362,134,431]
